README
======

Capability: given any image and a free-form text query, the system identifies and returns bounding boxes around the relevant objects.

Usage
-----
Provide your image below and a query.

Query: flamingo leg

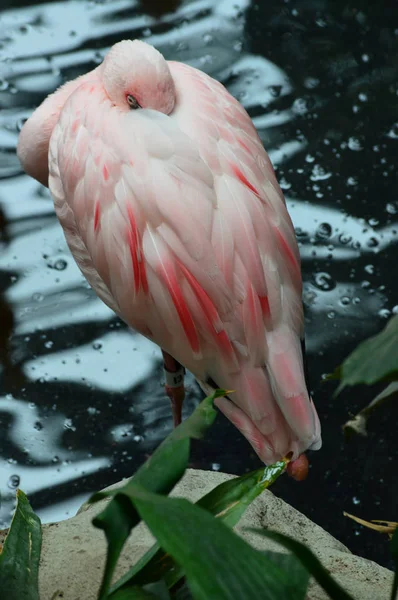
[162,350,186,427]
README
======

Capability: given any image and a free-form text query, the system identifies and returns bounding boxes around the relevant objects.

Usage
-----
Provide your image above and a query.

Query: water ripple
[0,0,397,568]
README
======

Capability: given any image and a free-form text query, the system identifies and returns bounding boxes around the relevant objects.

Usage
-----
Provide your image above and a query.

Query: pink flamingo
[17,40,321,472]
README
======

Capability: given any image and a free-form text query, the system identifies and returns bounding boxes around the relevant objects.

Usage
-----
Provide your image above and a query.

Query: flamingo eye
[127,94,141,109]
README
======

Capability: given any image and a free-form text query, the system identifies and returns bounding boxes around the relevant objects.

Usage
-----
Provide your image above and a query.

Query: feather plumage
[20,40,321,464]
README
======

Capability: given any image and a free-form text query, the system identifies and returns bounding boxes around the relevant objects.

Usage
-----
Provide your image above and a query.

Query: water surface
[0,0,397,568]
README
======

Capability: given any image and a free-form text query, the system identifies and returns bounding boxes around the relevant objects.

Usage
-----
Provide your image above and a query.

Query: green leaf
[197,461,286,527]
[93,495,139,600]
[391,528,398,600]
[130,486,306,600]
[264,551,309,599]
[246,528,354,600]
[110,462,287,594]
[91,391,223,599]
[110,581,171,599]
[109,587,158,599]
[332,315,398,394]
[0,490,42,600]
[343,382,398,438]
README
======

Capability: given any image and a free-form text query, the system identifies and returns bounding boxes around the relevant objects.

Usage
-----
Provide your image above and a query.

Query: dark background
[0,0,397,570]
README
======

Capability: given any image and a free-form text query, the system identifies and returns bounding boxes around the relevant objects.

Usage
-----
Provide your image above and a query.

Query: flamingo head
[17,40,175,187]
[100,40,176,115]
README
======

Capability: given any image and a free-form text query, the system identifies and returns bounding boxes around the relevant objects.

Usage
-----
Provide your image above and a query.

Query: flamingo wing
[48,72,321,463]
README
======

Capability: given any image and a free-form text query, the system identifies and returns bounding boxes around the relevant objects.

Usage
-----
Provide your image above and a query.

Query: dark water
[1,0,397,570]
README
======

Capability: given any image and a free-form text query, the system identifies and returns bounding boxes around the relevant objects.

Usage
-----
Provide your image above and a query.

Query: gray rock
[25,469,393,599]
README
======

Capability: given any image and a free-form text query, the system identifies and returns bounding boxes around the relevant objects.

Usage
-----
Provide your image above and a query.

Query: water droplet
[327,311,336,319]
[338,233,352,245]
[303,289,317,306]
[269,85,282,98]
[304,77,319,89]
[386,123,398,139]
[92,341,103,350]
[386,202,398,215]
[364,264,374,274]
[352,496,360,505]
[378,308,391,319]
[93,51,103,64]
[63,418,75,431]
[44,340,53,349]
[348,137,363,151]
[54,259,67,271]
[292,96,314,115]
[314,272,336,291]
[34,421,43,431]
[315,222,332,240]
[340,296,351,306]
[7,474,20,489]
[310,164,332,181]
[279,177,291,190]
[295,227,308,239]
[346,176,358,186]
[212,463,221,471]
[32,292,44,302]
[366,237,379,248]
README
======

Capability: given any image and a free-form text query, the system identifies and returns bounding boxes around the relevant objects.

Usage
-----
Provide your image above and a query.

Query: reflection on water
[0,0,397,568]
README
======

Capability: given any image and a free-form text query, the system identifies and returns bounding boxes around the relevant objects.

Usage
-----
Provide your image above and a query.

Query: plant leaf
[0,490,42,600]
[390,528,398,600]
[110,581,171,599]
[264,551,309,598]
[130,486,306,600]
[246,528,354,600]
[109,587,158,599]
[333,315,398,394]
[110,461,287,594]
[91,391,223,599]
[343,382,398,437]
[344,512,398,538]
[196,460,287,527]
[94,495,140,600]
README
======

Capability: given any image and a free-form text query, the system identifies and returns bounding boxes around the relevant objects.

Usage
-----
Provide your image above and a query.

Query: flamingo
[17,40,321,473]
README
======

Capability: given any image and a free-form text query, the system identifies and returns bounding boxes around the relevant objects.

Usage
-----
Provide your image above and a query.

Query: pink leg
[162,350,185,428]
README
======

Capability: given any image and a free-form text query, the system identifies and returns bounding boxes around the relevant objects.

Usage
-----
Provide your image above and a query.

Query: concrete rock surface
[29,469,393,599]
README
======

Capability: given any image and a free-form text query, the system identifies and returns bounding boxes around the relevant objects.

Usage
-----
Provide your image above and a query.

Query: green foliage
[124,486,308,600]
[110,462,287,594]
[91,390,224,599]
[331,314,398,395]
[0,490,42,600]
[2,389,397,600]
[247,529,354,600]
